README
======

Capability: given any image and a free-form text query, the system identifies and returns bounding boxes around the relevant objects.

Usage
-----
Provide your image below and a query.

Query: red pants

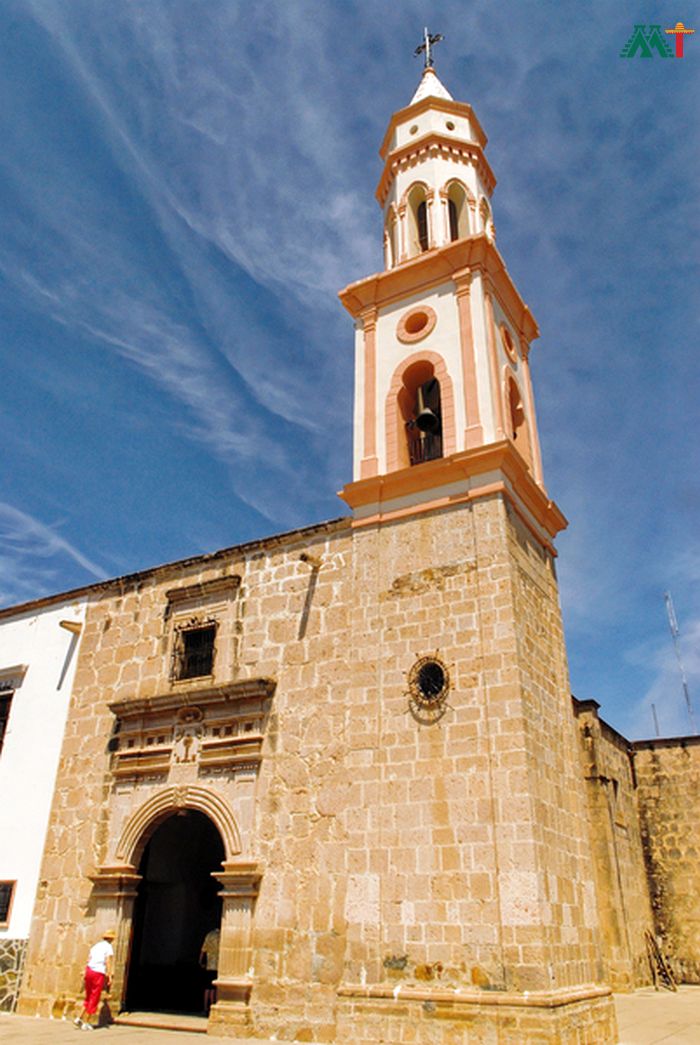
[83,967,106,1015]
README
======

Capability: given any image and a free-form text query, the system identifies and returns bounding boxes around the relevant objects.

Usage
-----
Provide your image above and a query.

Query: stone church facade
[5,66,699,1043]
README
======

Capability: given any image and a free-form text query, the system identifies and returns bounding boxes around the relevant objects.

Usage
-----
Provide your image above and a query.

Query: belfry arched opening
[126,810,224,1015]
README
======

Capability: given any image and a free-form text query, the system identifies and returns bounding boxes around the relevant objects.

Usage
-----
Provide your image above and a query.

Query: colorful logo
[620,22,695,58]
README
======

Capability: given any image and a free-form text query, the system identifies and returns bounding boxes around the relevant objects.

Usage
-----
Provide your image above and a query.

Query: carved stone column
[468,199,477,236]
[426,191,436,248]
[88,865,141,1011]
[208,861,261,1031]
[439,187,450,244]
[397,203,407,262]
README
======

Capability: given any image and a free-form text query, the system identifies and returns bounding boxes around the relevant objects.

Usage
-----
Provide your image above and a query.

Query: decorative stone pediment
[108,678,275,781]
[164,574,241,608]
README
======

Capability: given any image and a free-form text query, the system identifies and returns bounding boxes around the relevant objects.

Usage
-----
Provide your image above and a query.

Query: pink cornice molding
[376,133,496,206]
[339,236,539,346]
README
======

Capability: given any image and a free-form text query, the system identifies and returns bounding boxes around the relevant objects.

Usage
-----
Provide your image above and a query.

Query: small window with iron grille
[172,622,217,681]
[0,881,15,927]
[0,690,13,756]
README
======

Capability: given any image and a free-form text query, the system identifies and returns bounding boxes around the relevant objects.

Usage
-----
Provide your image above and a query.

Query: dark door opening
[126,810,224,1014]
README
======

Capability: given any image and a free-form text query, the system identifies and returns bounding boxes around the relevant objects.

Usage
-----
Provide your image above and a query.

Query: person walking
[74,929,115,1031]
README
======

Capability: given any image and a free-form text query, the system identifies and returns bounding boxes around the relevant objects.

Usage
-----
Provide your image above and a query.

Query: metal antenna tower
[664,591,697,734]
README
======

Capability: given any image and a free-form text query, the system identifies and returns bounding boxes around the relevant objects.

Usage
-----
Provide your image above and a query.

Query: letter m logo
[620,24,673,58]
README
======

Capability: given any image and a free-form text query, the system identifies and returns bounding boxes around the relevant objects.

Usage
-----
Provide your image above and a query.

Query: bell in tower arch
[407,377,442,465]
[415,378,441,433]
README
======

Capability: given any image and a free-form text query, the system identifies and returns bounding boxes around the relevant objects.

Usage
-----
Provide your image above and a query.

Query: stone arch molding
[399,179,434,210]
[440,177,476,206]
[385,349,457,472]
[115,785,242,865]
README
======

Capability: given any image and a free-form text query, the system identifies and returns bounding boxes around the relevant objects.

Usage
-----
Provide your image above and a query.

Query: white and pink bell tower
[339,63,564,553]
[333,59,618,1044]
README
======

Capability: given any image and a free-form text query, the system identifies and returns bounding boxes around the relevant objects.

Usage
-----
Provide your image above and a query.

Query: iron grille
[175,624,217,680]
[406,425,442,466]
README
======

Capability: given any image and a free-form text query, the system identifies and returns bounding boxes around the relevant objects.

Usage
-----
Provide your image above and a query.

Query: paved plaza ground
[615,986,700,1044]
[1,986,700,1044]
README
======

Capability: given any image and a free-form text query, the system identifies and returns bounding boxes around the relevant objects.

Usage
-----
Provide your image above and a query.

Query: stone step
[115,1011,209,1034]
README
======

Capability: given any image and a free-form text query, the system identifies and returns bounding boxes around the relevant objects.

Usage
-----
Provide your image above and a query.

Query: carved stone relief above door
[108,677,276,784]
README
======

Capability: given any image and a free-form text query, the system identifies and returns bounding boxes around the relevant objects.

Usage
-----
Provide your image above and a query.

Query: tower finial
[414,27,444,69]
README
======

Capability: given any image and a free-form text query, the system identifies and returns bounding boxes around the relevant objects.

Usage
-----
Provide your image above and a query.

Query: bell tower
[335,57,617,1045]
[339,63,561,549]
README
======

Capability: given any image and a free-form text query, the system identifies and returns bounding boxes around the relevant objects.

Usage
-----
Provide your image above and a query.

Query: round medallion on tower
[396,305,437,344]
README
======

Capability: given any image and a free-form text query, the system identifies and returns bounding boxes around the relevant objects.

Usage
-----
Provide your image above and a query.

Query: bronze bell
[415,383,440,433]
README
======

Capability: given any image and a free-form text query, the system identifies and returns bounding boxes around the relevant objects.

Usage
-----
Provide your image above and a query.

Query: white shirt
[87,939,113,974]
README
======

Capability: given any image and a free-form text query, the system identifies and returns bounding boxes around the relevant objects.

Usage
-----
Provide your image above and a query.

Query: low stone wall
[0,938,27,1012]
[573,700,654,989]
[335,984,617,1045]
[634,737,700,984]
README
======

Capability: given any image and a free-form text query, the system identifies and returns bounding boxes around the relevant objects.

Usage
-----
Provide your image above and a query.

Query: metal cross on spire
[414,27,444,69]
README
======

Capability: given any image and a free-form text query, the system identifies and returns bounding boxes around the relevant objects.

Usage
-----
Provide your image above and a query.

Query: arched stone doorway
[125,810,224,1014]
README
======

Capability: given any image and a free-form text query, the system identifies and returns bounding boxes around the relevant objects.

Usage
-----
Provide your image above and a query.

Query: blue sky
[1,1,698,739]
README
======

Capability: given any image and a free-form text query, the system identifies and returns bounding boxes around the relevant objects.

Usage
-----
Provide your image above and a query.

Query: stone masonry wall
[18,497,615,1043]
[18,518,351,1030]
[325,495,613,1043]
[634,737,700,983]
[0,938,27,1011]
[504,503,604,991]
[573,701,654,989]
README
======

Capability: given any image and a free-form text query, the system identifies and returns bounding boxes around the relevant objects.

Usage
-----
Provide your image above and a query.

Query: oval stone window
[397,305,437,344]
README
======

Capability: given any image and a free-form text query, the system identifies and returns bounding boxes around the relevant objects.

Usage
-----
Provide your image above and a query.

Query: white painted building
[0,593,87,1010]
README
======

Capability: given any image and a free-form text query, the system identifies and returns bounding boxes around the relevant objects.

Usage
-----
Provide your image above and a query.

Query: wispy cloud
[0,502,106,605]
[1,0,367,526]
[23,0,378,298]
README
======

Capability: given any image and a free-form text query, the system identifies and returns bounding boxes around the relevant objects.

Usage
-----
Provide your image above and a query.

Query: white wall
[374,282,464,473]
[355,276,499,477]
[0,598,87,939]
[389,107,476,155]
